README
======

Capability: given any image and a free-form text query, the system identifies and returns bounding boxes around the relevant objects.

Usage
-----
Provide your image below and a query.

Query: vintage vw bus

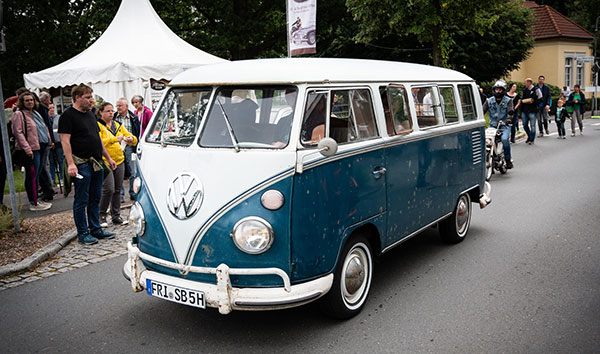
[123,58,491,318]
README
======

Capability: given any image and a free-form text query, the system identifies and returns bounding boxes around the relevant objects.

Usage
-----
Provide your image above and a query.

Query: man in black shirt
[59,84,116,245]
[521,78,543,145]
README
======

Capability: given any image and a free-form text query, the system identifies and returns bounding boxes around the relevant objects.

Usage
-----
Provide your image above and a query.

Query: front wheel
[485,150,493,181]
[439,193,472,244]
[320,235,373,319]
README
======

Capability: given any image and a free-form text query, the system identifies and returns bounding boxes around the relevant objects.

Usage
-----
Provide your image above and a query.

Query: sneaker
[91,229,115,240]
[580,130,583,135]
[112,217,129,226]
[545,130,550,135]
[539,132,544,137]
[29,203,51,211]
[571,133,576,137]
[506,161,513,169]
[100,215,108,228]
[78,232,98,245]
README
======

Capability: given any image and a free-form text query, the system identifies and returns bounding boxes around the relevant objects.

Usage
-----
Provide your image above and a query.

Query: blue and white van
[123,58,491,318]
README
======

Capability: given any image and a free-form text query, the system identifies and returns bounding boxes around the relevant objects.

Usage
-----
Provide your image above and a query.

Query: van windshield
[199,86,297,149]
[146,88,212,146]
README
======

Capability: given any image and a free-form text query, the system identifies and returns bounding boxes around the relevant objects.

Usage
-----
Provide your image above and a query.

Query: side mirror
[317,137,338,157]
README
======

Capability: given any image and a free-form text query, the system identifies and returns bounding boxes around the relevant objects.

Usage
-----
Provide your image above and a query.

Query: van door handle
[372,167,386,179]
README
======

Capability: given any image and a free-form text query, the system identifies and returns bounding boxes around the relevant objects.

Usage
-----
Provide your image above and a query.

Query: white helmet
[492,80,507,98]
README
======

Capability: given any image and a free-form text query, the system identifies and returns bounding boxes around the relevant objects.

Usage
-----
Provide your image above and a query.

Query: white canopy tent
[23,0,225,110]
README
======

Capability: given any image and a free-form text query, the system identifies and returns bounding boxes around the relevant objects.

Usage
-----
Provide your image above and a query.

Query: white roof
[23,0,225,89]
[169,58,474,86]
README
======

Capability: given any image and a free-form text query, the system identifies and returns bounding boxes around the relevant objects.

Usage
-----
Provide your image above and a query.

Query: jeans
[500,125,511,161]
[537,109,549,134]
[121,145,136,199]
[48,144,65,185]
[571,110,583,133]
[37,143,54,196]
[24,150,41,204]
[557,121,566,137]
[73,162,104,235]
[100,162,125,220]
[510,115,520,142]
[522,111,537,142]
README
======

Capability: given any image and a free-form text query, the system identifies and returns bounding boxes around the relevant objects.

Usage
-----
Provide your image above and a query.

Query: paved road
[1,120,599,354]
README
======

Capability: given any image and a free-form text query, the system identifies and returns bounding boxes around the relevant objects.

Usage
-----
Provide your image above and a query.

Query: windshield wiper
[216,98,240,152]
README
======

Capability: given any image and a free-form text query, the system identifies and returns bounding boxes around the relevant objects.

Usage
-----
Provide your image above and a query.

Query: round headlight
[129,202,146,236]
[231,217,274,255]
[260,189,285,210]
[132,177,142,194]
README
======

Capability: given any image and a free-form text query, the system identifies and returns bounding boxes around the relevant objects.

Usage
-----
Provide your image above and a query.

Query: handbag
[11,111,32,167]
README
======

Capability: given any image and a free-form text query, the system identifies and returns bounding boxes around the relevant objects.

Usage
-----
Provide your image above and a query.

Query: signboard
[287,0,317,56]
[149,79,169,111]
[575,56,595,63]
[584,86,600,92]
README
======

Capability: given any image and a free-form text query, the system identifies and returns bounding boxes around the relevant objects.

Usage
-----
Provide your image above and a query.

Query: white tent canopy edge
[23,0,226,109]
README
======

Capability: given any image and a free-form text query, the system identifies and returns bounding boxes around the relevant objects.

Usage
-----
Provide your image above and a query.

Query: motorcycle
[485,120,509,181]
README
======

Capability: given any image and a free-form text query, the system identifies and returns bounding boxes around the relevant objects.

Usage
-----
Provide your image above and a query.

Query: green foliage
[0,0,92,98]
[448,1,535,82]
[346,0,505,66]
[3,168,24,194]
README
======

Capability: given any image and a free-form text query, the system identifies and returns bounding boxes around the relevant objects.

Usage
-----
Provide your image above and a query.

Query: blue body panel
[137,177,293,287]
[290,146,386,281]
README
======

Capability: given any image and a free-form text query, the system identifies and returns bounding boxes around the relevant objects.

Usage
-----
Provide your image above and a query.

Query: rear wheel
[320,235,373,319]
[439,193,472,244]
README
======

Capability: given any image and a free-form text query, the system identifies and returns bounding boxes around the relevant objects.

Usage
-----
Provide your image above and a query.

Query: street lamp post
[593,15,600,116]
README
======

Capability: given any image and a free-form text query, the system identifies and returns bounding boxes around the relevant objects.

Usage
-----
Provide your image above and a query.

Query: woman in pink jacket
[12,92,52,211]
[131,95,152,137]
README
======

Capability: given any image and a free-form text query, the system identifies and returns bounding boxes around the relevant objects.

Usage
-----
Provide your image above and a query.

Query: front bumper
[124,242,333,314]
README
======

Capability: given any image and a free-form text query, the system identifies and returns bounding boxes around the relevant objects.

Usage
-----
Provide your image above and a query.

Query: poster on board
[287,0,316,56]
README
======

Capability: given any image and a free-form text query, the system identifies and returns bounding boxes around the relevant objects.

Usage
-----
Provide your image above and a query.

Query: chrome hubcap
[342,246,369,306]
[455,195,470,236]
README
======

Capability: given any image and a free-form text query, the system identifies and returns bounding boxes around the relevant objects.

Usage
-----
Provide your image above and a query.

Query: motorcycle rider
[482,80,514,169]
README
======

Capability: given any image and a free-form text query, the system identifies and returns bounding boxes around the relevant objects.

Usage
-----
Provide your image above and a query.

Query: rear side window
[439,86,458,124]
[412,86,443,128]
[458,85,476,121]
[301,89,378,145]
[381,85,413,135]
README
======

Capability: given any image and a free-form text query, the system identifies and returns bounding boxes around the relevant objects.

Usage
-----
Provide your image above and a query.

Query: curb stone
[0,228,78,277]
[0,204,133,278]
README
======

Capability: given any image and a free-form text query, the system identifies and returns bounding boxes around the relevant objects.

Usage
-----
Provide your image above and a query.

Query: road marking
[592,122,600,126]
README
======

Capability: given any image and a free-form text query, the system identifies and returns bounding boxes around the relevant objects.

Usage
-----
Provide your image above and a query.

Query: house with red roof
[509,1,594,91]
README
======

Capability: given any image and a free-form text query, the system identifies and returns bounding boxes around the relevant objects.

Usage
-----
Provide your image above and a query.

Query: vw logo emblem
[166,172,204,220]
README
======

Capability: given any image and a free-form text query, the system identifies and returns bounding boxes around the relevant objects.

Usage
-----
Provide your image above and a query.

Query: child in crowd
[555,99,569,139]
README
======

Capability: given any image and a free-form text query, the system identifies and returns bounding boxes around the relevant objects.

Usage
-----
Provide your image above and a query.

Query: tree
[346,0,504,67]
[448,0,535,82]
[0,0,92,98]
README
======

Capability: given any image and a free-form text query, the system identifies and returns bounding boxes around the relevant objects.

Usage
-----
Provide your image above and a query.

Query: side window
[381,85,413,135]
[439,86,458,124]
[458,85,476,121]
[301,89,378,145]
[412,86,443,128]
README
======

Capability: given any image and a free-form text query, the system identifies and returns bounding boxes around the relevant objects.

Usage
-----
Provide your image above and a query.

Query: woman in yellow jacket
[97,102,137,226]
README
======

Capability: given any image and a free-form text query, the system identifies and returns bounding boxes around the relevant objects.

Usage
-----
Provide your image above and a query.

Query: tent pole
[0,76,21,232]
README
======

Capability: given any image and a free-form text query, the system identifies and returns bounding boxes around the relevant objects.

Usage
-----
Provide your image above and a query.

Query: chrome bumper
[124,242,333,314]
[479,181,492,208]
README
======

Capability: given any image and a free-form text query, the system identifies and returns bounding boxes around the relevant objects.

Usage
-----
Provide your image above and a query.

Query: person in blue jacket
[483,80,515,169]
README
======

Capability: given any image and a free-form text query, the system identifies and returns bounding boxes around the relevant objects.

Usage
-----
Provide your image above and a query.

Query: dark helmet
[492,80,507,99]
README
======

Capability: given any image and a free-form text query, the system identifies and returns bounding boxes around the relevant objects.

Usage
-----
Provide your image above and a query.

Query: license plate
[146,279,206,309]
